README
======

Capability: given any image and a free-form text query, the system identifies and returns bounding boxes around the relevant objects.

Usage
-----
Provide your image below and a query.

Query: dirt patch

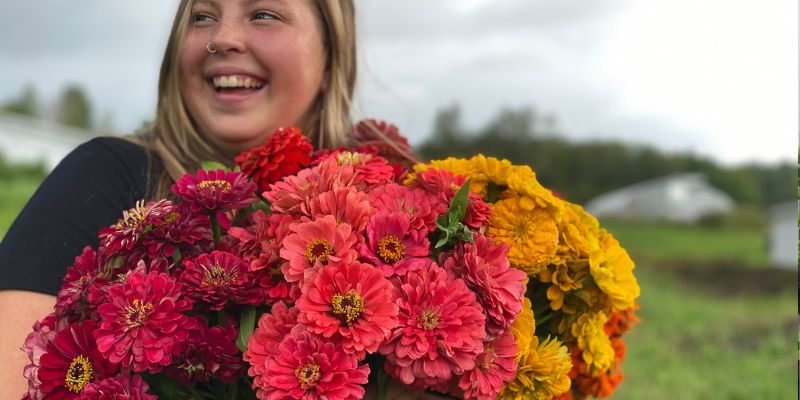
[654,259,796,297]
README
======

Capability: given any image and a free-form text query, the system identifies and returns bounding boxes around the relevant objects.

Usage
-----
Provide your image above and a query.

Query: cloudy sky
[0,0,795,165]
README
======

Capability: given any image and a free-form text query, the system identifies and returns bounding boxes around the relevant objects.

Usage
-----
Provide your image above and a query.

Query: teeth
[212,75,264,89]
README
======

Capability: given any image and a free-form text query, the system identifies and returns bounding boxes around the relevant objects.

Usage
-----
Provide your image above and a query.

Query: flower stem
[536,310,555,327]
[377,369,389,400]
[209,212,221,248]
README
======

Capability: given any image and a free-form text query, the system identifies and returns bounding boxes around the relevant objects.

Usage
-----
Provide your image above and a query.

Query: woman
[0,0,358,395]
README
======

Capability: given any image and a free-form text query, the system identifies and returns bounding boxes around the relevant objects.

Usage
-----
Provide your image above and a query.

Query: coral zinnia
[280,215,359,284]
[307,187,374,233]
[368,183,444,234]
[37,320,118,398]
[380,266,486,387]
[442,233,527,335]
[297,260,399,357]
[95,270,196,373]
[171,169,257,212]
[244,302,300,392]
[486,197,559,275]
[235,125,314,193]
[259,326,370,400]
[361,211,430,277]
[499,336,572,400]
[76,374,156,400]
[458,330,519,400]
[179,250,249,310]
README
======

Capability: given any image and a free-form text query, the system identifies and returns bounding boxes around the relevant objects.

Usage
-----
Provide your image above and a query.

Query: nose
[210,16,246,54]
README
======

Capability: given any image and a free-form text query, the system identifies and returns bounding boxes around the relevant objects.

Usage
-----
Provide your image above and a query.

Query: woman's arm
[0,290,56,400]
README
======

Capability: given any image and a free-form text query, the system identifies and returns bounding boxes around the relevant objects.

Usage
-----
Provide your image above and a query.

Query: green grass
[0,178,40,239]
[603,221,797,399]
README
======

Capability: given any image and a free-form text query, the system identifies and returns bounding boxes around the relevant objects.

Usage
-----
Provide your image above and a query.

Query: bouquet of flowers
[20,121,640,400]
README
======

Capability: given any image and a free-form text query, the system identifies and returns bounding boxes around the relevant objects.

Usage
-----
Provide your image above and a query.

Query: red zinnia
[235,125,314,193]
[76,374,155,400]
[55,247,98,319]
[458,330,519,400]
[442,233,526,335]
[297,260,399,358]
[410,168,491,229]
[368,183,444,234]
[260,326,369,400]
[95,270,196,373]
[280,215,359,284]
[165,317,245,385]
[180,250,249,310]
[380,266,487,387]
[37,320,118,399]
[244,301,300,391]
[171,169,257,212]
[361,211,430,277]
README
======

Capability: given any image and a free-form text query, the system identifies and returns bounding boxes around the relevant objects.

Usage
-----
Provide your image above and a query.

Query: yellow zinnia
[499,336,572,400]
[511,297,535,360]
[589,230,641,311]
[571,312,614,373]
[486,197,559,275]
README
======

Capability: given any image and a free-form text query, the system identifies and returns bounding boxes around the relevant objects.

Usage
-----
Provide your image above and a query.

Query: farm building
[767,200,798,269]
[584,172,734,224]
[0,113,96,170]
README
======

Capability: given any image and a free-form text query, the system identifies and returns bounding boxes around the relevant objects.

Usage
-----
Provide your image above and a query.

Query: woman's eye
[192,12,216,23]
[252,11,278,21]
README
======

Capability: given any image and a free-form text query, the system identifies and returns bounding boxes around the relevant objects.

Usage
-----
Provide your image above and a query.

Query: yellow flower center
[377,235,404,263]
[295,362,322,390]
[65,354,94,393]
[162,212,180,226]
[418,309,439,330]
[268,262,284,276]
[116,201,149,229]
[480,345,496,370]
[331,290,365,325]
[336,151,371,165]
[305,239,333,264]
[198,179,232,193]
[124,299,153,329]
[202,264,238,287]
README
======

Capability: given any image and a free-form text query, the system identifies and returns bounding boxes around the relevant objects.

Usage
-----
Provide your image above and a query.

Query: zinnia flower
[76,374,155,400]
[37,320,118,398]
[98,199,175,254]
[368,183,444,234]
[458,330,519,400]
[360,211,430,277]
[509,298,535,361]
[297,260,399,357]
[22,314,66,400]
[307,187,374,233]
[179,250,249,310]
[442,233,527,335]
[499,336,572,400]
[95,270,196,373]
[410,168,491,229]
[486,197,559,275]
[165,317,244,385]
[55,247,98,319]
[245,302,300,391]
[589,230,640,312]
[171,169,257,212]
[350,119,416,167]
[280,215,359,283]
[380,266,486,387]
[571,312,614,373]
[258,326,370,400]
[314,150,397,187]
[235,125,314,192]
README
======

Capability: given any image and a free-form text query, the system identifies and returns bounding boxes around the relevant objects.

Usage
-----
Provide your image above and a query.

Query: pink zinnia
[76,374,155,400]
[361,212,430,277]
[264,158,358,217]
[244,302,300,391]
[144,203,211,255]
[165,317,244,385]
[95,270,196,373]
[297,261,399,357]
[98,199,175,254]
[368,183,445,234]
[313,150,397,187]
[37,320,118,399]
[458,330,519,400]
[280,215,359,284]
[22,313,66,400]
[442,233,526,335]
[55,247,97,319]
[260,326,369,400]
[411,168,491,229]
[380,266,487,387]
[171,168,257,212]
[307,187,374,233]
[180,250,249,310]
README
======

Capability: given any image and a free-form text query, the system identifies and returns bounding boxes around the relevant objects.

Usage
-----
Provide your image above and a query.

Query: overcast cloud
[0,0,795,165]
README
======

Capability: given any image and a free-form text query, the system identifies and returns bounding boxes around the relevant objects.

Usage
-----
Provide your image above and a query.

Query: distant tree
[56,84,92,130]
[482,106,536,140]
[431,103,462,145]
[1,84,39,117]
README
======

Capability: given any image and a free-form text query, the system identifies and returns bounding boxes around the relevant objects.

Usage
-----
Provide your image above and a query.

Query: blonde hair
[133,0,357,198]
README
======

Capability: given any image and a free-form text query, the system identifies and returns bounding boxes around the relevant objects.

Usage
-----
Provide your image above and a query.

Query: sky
[0,0,796,165]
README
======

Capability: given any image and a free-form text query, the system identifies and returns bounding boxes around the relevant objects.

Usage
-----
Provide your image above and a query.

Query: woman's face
[180,0,326,155]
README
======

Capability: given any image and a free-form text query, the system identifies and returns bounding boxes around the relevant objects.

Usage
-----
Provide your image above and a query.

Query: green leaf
[236,306,257,353]
[171,247,182,265]
[201,161,230,172]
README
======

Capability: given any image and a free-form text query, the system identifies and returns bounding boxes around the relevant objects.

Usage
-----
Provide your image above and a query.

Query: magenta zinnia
[260,326,369,400]
[380,266,487,387]
[76,374,156,400]
[171,168,256,212]
[179,250,249,310]
[95,270,196,373]
[361,211,430,277]
[280,215,359,284]
[458,330,519,400]
[297,260,399,357]
[98,199,175,254]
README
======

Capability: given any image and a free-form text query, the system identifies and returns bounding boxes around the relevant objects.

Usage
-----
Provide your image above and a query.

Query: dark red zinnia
[76,374,156,400]
[55,247,98,319]
[180,250,249,310]
[235,125,314,193]
[165,317,245,385]
[171,169,257,213]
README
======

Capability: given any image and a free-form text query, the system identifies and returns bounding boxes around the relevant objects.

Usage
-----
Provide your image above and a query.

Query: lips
[205,68,268,104]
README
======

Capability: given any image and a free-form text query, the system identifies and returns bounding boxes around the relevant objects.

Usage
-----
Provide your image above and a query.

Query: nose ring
[206,41,217,54]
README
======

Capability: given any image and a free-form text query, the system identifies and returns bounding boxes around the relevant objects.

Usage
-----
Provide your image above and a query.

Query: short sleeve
[0,136,154,295]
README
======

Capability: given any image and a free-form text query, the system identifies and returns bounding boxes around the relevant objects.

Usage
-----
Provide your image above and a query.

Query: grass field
[0,181,796,399]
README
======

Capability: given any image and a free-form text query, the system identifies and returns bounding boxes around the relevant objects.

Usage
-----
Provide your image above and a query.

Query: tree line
[417,104,795,208]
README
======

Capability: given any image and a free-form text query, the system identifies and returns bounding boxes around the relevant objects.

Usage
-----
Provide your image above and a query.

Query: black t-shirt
[0,136,160,295]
